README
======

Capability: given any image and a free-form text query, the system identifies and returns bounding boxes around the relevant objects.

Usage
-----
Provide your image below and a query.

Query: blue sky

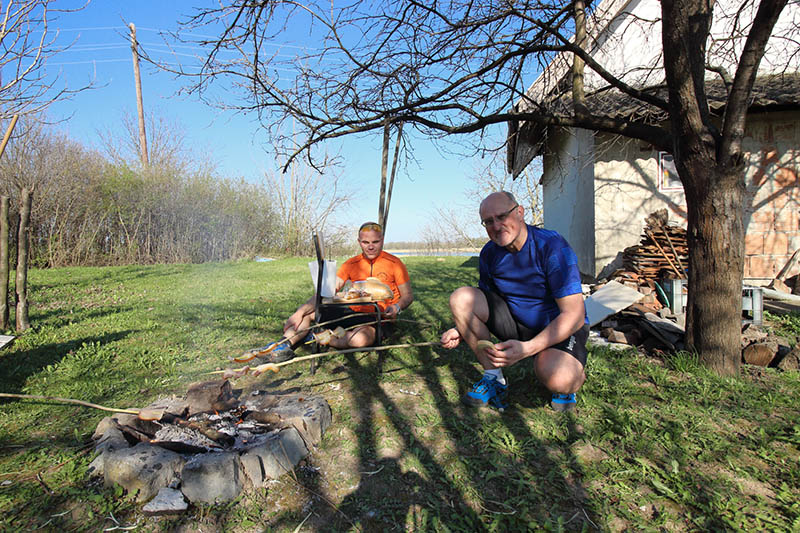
[43,1,505,243]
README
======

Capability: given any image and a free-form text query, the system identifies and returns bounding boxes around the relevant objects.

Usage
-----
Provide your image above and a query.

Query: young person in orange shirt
[263,222,413,362]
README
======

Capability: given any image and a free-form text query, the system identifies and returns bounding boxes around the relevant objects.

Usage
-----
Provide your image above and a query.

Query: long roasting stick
[234,317,436,362]
[0,392,140,414]
[214,340,443,378]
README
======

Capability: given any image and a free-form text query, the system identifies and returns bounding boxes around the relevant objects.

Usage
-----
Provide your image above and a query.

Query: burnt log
[186,380,240,415]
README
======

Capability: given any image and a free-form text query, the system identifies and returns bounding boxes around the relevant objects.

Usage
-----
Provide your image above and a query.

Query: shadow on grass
[254,328,597,531]
[259,257,600,530]
[0,330,136,394]
[20,259,794,530]
[460,256,480,269]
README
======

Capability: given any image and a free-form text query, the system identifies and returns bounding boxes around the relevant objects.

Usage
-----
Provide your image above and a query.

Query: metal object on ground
[662,279,763,325]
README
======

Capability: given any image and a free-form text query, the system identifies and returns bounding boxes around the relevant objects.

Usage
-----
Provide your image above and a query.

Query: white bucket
[308,260,337,297]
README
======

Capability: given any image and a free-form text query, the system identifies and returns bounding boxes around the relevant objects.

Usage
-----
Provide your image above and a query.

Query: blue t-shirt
[479,225,585,331]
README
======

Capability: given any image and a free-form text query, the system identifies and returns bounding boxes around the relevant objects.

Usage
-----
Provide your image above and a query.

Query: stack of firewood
[621,210,688,283]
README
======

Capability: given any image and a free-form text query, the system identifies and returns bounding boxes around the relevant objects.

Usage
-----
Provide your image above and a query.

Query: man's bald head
[479,190,526,252]
[480,191,517,213]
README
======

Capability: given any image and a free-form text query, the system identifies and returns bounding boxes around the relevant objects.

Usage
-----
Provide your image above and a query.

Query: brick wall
[743,111,800,280]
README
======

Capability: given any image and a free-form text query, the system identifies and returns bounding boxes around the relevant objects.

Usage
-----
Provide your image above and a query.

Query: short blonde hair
[358,222,383,234]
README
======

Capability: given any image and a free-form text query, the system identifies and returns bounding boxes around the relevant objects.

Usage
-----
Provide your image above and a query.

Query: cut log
[742,341,778,367]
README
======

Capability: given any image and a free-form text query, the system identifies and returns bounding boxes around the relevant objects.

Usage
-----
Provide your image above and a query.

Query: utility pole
[129,23,149,166]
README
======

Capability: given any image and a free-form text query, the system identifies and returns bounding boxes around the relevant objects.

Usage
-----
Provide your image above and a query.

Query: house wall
[743,110,800,281]
[584,111,800,282]
[593,134,687,278]
[583,0,800,90]
[542,127,596,276]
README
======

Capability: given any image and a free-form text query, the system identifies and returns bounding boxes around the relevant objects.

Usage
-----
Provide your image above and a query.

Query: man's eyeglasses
[481,205,518,227]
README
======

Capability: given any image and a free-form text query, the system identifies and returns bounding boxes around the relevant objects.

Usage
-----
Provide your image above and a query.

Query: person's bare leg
[449,287,497,369]
[282,313,315,347]
[328,325,376,349]
[533,348,586,393]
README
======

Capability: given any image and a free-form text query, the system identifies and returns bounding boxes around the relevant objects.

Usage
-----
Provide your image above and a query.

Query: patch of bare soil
[570,441,609,465]
[698,463,776,502]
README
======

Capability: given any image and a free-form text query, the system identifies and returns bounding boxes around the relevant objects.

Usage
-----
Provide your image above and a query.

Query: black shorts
[317,307,393,343]
[480,288,588,367]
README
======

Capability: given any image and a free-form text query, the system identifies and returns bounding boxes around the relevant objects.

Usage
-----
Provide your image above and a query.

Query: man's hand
[440,327,461,349]
[384,303,401,318]
[485,339,528,367]
[283,311,304,334]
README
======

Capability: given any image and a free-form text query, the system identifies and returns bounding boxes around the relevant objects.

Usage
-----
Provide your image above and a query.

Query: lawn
[1,257,799,532]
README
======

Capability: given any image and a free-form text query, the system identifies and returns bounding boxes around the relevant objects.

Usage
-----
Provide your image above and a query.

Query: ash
[154,408,281,453]
[154,425,219,451]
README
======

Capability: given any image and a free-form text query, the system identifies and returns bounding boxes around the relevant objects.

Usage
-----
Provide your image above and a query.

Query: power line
[49,58,130,66]
[55,26,125,31]
[49,57,303,73]
[56,26,318,50]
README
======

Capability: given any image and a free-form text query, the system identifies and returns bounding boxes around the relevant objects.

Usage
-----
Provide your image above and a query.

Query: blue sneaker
[263,341,295,363]
[551,393,576,412]
[461,374,508,411]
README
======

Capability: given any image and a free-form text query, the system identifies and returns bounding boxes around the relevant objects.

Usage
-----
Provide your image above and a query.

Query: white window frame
[659,152,683,191]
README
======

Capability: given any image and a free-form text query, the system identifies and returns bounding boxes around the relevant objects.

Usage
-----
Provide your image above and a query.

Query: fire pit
[88,380,331,511]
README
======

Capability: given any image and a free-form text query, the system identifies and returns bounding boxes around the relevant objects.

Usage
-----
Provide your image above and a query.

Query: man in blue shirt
[440,191,588,412]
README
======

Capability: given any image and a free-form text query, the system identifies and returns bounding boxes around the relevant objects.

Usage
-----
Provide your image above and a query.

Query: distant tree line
[385,238,481,252]
[0,121,352,268]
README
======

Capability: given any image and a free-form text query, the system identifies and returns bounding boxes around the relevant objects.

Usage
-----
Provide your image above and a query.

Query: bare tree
[99,110,207,174]
[378,121,404,232]
[468,153,544,227]
[0,0,90,119]
[0,116,284,267]
[170,0,795,375]
[263,158,350,256]
[0,0,91,331]
[428,151,542,249]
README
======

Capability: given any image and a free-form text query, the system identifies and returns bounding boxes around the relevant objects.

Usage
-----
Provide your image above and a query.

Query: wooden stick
[645,229,682,278]
[280,340,441,364]
[212,341,442,377]
[773,247,800,283]
[235,316,436,362]
[234,315,381,361]
[0,393,140,414]
[659,225,685,273]
[0,115,19,160]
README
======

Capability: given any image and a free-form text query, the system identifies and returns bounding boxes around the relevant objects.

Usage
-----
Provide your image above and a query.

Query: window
[659,152,682,191]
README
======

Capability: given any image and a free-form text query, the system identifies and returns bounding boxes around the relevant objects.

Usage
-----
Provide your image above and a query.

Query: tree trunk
[383,122,403,234]
[378,120,390,227]
[661,0,746,376]
[0,196,9,330]
[684,164,745,376]
[15,187,32,333]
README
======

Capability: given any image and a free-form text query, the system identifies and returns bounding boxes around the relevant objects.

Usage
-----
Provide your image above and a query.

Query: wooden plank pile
[591,210,690,348]
[621,209,688,283]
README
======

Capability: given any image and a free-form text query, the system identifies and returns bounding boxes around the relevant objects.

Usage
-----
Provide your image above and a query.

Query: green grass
[1,257,799,532]
[764,310,800,344]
